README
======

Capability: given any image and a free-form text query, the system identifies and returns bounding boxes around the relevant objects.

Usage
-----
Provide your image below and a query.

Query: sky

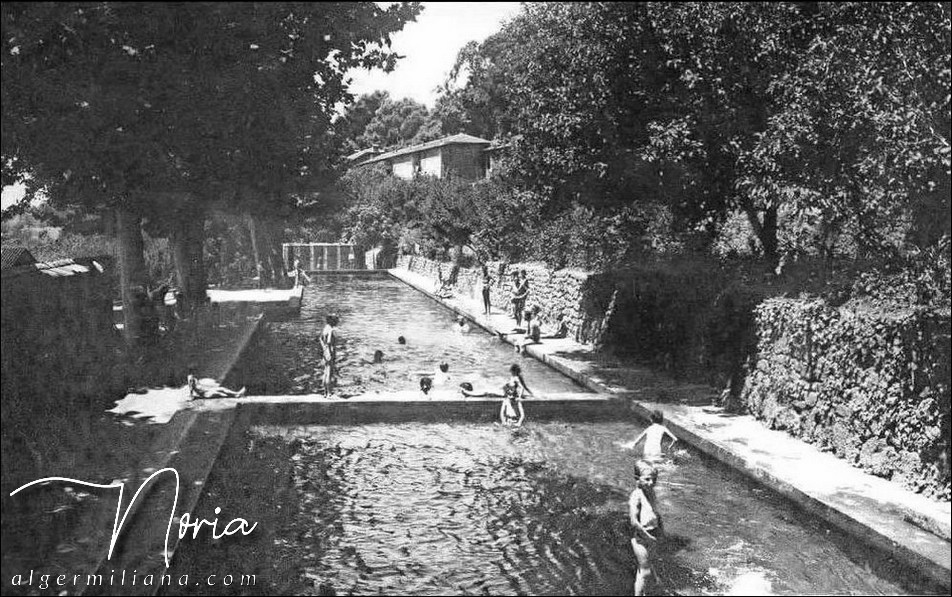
[345,2,522,107]
[1,2,522,211]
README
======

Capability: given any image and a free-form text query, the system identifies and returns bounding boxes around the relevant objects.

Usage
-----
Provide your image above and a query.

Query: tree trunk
[761,205,778,263]
[741,201,779,264]
[116,208,148,346]
[247,214,266,286]
[263,215,288,287]
[247,213,288,287]
[170,207,207,312]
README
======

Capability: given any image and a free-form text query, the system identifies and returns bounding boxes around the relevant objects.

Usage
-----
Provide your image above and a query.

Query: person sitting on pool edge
[541,313,569,339]
[187,367,246,399]
[515,309,541,354]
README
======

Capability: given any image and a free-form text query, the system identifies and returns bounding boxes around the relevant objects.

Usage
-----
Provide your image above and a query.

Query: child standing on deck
[319,314,340,398]
[480,265,493,315]
[629,459,664,596]
[618,410,678,459]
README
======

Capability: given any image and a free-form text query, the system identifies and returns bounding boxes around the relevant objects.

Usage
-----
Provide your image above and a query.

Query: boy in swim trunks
[618,410,678,459]
[629,459,663,596]
[319,314,340,398]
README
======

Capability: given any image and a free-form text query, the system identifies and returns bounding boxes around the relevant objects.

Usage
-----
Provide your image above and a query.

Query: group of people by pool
[315,309,679,595]
[188,300,678,595]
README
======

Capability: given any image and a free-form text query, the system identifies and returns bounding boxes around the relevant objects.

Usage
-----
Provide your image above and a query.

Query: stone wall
[741,298,951,499]
[396,255,616,345]
[398,255,952,500]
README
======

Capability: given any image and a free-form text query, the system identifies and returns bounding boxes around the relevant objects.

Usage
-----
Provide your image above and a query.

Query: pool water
[168,421,924,596]
[238,274,588,397]
[174,273,936,595]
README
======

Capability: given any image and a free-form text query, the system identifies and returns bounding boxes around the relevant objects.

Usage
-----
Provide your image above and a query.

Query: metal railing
[282,243,364,271]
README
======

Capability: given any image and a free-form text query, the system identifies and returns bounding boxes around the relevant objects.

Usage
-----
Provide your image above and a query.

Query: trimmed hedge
[741,299,951,499]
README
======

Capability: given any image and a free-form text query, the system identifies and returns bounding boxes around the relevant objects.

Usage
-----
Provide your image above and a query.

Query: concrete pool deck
[388,267,952,590]
[60,273,947,595]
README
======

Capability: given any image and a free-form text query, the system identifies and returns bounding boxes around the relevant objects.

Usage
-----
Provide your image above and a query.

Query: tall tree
[3,2,422,338]
[337,90,391,153]
[356,96,430,149]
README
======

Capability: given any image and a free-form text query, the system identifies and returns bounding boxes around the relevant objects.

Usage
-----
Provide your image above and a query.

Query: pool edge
[387,267,952,591]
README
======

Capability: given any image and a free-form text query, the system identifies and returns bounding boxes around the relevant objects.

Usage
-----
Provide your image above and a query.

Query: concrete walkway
[389,267,952,590]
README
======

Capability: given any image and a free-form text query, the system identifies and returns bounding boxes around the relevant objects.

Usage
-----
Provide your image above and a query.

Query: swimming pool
[235,274,590,398]
[167,274,937,595]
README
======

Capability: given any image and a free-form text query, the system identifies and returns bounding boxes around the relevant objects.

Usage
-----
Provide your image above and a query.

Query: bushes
[602,258,762,391]
[601,257,951,499]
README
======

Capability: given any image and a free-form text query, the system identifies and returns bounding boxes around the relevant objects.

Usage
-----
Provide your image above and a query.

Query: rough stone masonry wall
[741,298,951,499]
[396,255,615,345]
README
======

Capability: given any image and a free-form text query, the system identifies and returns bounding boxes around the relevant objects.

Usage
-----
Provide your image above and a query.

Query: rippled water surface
[171,422,918,596]
[176,274,931,596]
[242,274,588,397]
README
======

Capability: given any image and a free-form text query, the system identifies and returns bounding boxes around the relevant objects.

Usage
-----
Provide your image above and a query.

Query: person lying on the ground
[187,367,246,399]
[617,410,678,459]
[540,313,569,339]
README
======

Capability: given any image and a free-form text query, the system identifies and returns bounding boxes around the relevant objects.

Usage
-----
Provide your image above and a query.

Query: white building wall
[420,149,442,177]
[391,157,415,180]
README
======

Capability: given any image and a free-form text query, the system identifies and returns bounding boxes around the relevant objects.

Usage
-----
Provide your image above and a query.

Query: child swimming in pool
[458,364,531,426]
[629,459,663,596]
[618,410,678,460]
[411,363,451,386]
[454,315,471,334]
[499,377,526,427]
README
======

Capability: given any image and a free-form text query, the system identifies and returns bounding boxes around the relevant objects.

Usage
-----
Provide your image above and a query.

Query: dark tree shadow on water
[166,433,722,596]
[481,456,720,597]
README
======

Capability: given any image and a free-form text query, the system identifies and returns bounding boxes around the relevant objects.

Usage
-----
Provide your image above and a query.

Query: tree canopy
[424,2,950,267]
[2,2,422,217]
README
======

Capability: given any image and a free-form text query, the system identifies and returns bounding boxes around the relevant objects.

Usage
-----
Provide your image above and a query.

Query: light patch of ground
[107,385,191,424]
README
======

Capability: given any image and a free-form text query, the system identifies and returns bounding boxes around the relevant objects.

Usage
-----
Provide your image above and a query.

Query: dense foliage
[341,165,535,262]
[345,2,949,302]
[2,2,421,336]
